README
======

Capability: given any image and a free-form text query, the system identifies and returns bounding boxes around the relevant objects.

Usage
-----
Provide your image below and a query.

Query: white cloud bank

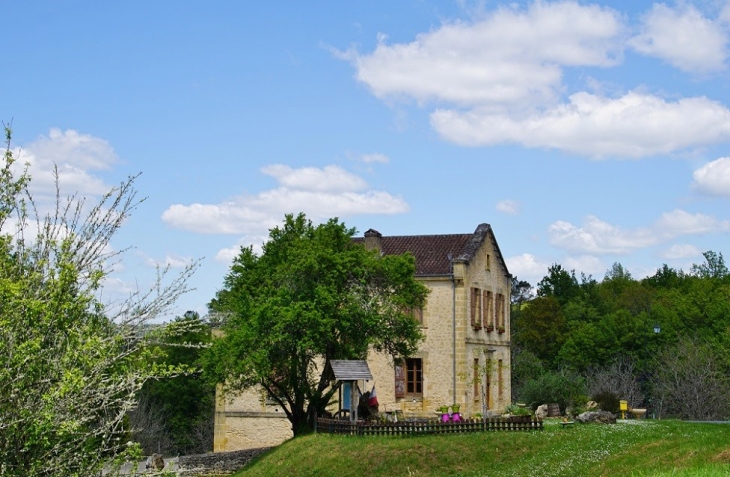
[360,153,390,164]
[432,91,730,158]
[549,210,730,255]
[15,128,117,201]
[496,199,520,215]
[505,252,605,286]
[506,253,550,281]
[660,244,702,260]
[692,156,730,196]
[161,164,409,239]
[343,1,730,158]
[629,3,729,73]
[347,1,623,109]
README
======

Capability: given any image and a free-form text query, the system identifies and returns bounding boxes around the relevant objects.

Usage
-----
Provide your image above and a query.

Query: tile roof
[354,223,509,277]
[379,234,471,275]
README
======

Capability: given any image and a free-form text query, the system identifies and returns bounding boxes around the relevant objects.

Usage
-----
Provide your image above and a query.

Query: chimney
[363,229,382,252]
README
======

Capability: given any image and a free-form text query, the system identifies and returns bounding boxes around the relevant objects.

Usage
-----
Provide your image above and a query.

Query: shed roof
[327,360,373,381]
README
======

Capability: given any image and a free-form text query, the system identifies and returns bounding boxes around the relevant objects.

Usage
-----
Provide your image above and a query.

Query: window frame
[405,358,423,397]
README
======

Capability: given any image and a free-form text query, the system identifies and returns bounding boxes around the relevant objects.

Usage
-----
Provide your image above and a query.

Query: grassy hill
[232,420,730,477]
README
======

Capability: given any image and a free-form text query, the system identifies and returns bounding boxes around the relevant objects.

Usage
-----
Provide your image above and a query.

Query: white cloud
[261,164,367,192]
[549,216,655,254]
[655,209,729,236]
[345,1,623,109]
[214,236,267,264]
[564,255,605,277]
[505,253,550,282]
[162,164,409,235]
[496,199,519,215]
[629,3,728,73]
[360,153,390,164]
[343,2,730,158]
[431,91,730,158]
[660,244,702,260]
[549,210,730,255]
[15,128,117,201]
[692,156,730,196]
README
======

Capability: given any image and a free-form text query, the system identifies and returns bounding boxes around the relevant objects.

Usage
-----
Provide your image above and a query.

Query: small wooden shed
[324,359,373,422]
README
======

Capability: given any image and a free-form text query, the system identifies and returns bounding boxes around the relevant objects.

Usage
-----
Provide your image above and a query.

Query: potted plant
[506,403,532,422]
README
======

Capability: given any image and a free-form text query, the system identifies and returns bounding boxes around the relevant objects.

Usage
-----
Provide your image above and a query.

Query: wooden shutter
[412,307,423,324]
[482,290,489,330]
[470,287,477,328]
[394,361,406,398]
[484,291,493,330]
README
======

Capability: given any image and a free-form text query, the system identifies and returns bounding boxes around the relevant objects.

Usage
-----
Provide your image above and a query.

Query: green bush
[520,369,586,413]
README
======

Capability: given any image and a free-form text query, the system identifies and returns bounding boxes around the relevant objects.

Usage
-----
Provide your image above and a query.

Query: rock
[576,411,616,424]
[535,404,548,420]
[146,453,165,472]
[586,400,598,410]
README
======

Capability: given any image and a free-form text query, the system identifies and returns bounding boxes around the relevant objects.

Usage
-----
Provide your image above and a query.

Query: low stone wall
[177,447,272,476]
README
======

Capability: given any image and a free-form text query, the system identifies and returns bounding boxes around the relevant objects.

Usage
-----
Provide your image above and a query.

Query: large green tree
[0,127,197,476]
[205,213,428,436]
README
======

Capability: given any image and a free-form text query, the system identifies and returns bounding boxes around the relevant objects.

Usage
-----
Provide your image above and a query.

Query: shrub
[520,369,587,413]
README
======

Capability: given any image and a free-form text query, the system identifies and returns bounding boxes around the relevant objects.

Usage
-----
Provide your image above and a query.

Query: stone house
[213,223,512,452]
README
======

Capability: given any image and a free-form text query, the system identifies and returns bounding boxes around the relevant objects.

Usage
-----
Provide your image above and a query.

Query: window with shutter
[406,358,423,396]
[408,306,423,325]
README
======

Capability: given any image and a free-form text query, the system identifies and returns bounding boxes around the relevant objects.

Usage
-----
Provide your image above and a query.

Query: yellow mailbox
[619,400,628,419]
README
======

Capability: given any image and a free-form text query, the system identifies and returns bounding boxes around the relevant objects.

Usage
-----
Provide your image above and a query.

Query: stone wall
[177,448,271,476]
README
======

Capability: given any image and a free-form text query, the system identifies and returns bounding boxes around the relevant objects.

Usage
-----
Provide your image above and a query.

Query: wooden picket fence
[316,416,543,436]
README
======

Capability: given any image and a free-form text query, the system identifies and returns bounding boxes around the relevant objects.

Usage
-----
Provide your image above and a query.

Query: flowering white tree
[0,126,197,476]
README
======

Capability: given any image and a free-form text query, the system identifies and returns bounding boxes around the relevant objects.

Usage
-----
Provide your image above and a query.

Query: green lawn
[232,420,730,477]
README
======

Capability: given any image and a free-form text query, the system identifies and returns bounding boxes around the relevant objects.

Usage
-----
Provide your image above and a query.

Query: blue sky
[3,1,730,318]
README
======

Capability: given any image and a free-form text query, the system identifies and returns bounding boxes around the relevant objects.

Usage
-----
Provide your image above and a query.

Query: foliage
[505,403,531,416]
[510,276,533,305]
[132,312,214,455]
[510,347,544,403]
[0,126,197,476]
[650,336,730,420]
[584,355,645,408]
[690,251,728,280]
[231,420,730,477]
[536,263,580,305]
[518,369,587,413]
[517,253,730,420]
[205,213,428,436]
[512,296,566,367]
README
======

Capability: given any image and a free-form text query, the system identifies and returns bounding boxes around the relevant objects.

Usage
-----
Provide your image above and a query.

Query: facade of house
[213,223,512,452]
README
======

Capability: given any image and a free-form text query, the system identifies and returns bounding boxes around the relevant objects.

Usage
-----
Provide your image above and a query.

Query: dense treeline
[511,252,730,420]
